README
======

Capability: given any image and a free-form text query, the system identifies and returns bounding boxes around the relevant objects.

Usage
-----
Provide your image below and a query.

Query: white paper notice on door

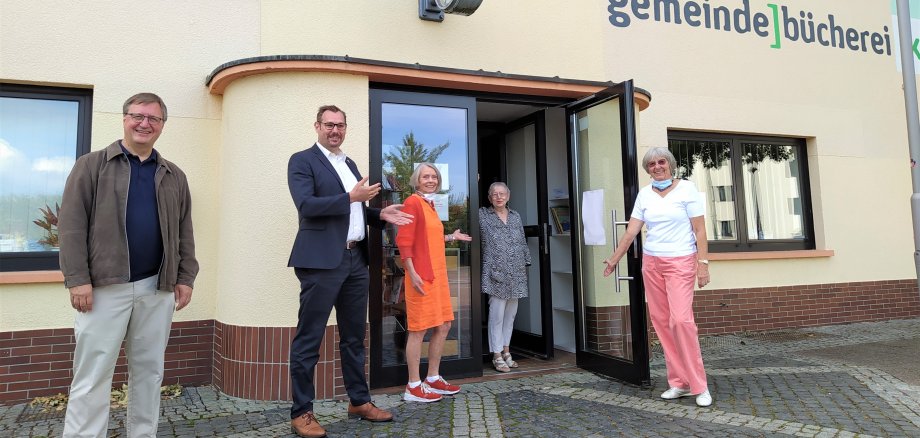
[582,189,606,246]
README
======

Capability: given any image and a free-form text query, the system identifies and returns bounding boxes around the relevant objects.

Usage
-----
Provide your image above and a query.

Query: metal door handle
[611,210,633,293]
[543,223,550,255]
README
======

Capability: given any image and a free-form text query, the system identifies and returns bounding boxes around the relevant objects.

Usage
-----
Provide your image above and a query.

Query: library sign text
[608,0,897,58]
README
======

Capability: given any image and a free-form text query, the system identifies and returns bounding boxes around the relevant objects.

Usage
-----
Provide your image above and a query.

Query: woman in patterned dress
[397,163,472,402]
[479,182,531,372]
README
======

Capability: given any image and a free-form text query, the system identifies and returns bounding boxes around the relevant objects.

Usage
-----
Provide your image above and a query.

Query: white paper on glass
[432,193,449,221]
[582,189,606,246]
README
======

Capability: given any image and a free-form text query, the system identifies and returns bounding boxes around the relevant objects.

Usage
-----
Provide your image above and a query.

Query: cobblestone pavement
[2,318,918,437]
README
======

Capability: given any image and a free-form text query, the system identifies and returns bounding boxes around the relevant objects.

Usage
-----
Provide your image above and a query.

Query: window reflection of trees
[380,130,471,366]
[671,140,731,178]
[382,131,448,201]
[382,130,470,245]
[670,140,734,241]
[670,141,793,178]
[669,139,803,242]
[741,143,798,240]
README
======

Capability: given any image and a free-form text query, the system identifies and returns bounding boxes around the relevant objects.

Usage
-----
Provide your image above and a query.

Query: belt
[345,240,359,250]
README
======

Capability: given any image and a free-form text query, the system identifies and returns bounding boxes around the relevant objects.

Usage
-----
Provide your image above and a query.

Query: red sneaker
[425,377,460,395]
[403,383,442,403]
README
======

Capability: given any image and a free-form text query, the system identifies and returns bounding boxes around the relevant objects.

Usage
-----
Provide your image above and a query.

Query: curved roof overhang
[207,55,650,110]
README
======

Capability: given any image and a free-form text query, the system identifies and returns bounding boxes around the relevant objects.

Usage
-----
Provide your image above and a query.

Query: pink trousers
[642,253,708,394]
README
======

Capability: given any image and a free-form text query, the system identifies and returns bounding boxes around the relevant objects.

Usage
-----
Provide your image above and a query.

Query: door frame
[489,111,555,359]
[565,80,651,385]
[368,88,483,389]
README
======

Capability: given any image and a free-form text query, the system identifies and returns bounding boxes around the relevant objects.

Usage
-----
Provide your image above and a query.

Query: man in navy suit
[287,105,412,438]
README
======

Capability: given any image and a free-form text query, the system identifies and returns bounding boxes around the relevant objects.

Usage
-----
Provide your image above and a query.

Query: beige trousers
[62,275,175,438]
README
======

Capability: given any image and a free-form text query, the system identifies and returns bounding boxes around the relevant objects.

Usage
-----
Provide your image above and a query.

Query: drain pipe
[896,0,920,297]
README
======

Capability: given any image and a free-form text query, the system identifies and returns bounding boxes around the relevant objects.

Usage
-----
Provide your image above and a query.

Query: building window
[713,185,733,202]
[668,131,814,252]
[718,220,735,239]
[0,84,92,271]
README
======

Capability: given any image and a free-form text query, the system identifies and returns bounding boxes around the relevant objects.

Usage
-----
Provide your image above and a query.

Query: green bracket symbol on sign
[914,38,920,59]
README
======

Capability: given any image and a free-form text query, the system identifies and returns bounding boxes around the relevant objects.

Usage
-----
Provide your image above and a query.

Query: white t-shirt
[630,180,705,257]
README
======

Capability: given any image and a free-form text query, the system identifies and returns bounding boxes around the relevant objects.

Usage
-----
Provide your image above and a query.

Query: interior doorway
[477,103,574,365]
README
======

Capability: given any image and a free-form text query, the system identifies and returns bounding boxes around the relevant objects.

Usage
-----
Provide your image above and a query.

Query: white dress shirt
[320,144,366,242]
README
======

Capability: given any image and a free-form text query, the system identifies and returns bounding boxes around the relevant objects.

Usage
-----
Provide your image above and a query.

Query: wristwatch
[698,259,709,265]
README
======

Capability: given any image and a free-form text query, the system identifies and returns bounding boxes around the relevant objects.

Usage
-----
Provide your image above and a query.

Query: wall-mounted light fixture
[419,0,484,22]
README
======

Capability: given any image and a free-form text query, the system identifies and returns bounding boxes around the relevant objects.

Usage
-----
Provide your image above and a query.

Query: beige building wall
[215,72,370,327]
[1,1,915,331]
[259,1,606,81]
[601,0,912,288]
[0,1,261,331]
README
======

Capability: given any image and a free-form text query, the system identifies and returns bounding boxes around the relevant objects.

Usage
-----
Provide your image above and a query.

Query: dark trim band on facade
[205,55,652,110]
[2,278,917,406]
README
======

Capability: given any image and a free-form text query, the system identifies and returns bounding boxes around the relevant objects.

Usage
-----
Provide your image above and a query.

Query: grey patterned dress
[479,207,532,299]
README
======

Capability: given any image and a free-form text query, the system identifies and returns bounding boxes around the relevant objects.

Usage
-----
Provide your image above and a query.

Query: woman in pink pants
[602,146,713,407]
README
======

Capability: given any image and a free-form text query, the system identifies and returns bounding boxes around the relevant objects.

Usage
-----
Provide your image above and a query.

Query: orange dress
[398,195,454,331]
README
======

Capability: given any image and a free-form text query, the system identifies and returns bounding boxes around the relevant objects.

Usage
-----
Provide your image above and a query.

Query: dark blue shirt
[121,143,164,282]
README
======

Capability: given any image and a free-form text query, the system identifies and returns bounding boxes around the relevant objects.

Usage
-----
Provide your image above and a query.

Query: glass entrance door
[369,90,482,389]
[566,81,650,384]
[501,113,553,358]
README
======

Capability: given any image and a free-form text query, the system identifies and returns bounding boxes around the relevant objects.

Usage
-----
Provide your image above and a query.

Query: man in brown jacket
[59,93,198,437]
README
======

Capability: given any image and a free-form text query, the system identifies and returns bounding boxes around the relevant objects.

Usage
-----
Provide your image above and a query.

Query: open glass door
[566,80,650,385]
[369,89,482,389]
[501,113,553,358]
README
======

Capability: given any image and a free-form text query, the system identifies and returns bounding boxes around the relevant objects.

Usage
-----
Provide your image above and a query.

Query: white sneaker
[695,390,712,407]
[660,387,692,399]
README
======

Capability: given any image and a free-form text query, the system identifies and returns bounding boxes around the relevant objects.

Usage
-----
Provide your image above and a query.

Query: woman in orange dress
[396,163,472,403]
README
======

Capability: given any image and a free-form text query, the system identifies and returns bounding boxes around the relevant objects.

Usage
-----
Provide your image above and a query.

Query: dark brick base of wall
[692,280,920,334]
[2,279,918,406]
[213,322,367,403]
[0,319,364,406]
[0,320,214,406]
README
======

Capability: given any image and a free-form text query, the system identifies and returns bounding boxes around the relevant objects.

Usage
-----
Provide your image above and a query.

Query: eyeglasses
[320,122,347,131]
[490,192,509,199]
[646,159,668,168]
[125,113,164,126]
